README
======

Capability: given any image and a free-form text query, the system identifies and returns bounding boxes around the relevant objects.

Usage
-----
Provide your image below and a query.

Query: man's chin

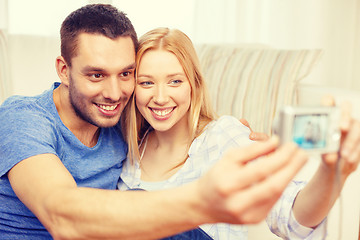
[94,121,119,128]
[95,118,121,128]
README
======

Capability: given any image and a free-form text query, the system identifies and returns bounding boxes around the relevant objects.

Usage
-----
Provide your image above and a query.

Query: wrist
[174,181,211,226]
[319,159,347,189]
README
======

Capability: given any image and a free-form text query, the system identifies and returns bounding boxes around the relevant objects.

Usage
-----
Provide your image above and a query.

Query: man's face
[67,33,136,128]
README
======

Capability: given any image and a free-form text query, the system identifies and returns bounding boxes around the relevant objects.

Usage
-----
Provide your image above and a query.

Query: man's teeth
[98,104,117,111]
[152,108,173,116]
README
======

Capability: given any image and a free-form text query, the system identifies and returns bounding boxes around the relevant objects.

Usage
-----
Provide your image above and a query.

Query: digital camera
[273,106,341,154]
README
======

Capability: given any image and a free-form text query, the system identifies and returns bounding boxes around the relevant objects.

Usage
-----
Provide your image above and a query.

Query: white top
[118,115,327,239]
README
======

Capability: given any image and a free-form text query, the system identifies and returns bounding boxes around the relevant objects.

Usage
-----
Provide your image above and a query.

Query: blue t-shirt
[0,83,127,239]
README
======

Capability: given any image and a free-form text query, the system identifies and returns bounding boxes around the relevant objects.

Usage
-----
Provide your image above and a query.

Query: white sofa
[5,33,360,239]
[196,44,360,240]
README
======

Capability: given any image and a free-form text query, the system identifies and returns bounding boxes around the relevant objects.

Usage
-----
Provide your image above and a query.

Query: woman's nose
[153,85,169,105]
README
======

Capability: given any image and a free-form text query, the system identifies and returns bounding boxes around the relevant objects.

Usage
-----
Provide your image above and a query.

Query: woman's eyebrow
[137,74,153,78]
[137,72,185,78]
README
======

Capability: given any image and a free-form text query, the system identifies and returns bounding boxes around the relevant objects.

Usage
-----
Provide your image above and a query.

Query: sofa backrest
[195,44,323,134]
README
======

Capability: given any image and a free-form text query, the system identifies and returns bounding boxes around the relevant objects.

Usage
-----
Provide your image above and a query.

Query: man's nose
[102,77,121,101]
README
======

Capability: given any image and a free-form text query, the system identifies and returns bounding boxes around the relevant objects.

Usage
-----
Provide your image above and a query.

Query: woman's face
[135,49,191,132]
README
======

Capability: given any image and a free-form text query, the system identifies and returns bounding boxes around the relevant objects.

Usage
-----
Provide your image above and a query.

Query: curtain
[352,1,360,91]
[0,0,11,104]
[0,30,11,104]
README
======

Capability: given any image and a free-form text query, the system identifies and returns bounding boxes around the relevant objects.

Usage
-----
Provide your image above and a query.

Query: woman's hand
[322,101,360,182]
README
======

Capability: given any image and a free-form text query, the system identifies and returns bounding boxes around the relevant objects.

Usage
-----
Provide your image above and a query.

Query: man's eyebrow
[82,66,104,72]
[124,63,136,70]
[82,63,136,73]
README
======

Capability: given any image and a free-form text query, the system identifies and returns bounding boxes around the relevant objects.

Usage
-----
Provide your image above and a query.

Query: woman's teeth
[152,108,173,116]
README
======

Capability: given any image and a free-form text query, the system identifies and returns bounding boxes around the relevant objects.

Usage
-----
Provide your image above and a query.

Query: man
[0,4,309,239]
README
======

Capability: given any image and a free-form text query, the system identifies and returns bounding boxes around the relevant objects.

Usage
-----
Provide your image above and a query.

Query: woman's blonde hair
[123,27,216,164]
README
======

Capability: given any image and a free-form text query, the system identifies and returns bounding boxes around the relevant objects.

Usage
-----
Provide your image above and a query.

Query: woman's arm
[293,102,360,228]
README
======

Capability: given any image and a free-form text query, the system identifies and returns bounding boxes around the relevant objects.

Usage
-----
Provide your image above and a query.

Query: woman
[118,27,360,239]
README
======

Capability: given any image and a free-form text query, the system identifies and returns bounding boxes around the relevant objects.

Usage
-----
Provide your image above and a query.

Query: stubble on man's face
[65,34,136,129]
[68,73,108,128]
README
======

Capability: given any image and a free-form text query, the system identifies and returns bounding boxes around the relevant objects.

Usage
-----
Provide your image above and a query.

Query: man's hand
[196,136,307,224]
[240,118,270,141]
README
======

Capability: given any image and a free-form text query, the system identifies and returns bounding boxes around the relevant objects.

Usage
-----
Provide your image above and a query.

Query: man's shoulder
[1,94,37,108]
[1,89,54,117]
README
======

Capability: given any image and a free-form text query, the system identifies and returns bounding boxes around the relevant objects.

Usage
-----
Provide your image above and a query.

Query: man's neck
[53,85,100,147]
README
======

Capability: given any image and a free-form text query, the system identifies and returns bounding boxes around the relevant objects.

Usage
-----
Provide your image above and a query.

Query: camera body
[273,106,341,154]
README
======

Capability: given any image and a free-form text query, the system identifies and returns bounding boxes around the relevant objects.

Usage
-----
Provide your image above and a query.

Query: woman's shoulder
[208,115,250,133]
[191,115,251,149]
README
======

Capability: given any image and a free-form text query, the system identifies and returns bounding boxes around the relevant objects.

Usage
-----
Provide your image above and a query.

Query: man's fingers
[224,136,279,165]
[262,147,308,191]
[215,137,281,194]
[239,142,307,187]
[226,147,308,221]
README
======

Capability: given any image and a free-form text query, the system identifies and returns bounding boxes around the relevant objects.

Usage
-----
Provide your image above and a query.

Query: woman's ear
[55,56,70,86]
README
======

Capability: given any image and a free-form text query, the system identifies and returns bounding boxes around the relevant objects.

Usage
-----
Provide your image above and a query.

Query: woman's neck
[152,125,191,151]
[139,120,191,182]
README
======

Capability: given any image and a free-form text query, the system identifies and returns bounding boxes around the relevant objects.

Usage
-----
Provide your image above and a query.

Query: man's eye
[92,73,103,78]
[121,71,133,77]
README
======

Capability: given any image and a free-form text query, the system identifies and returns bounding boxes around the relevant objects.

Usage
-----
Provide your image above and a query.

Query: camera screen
[292,114,328,149]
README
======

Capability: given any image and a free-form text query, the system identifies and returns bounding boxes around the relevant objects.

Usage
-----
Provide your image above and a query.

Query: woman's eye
[138,81,153,86]
[170,79,182,85]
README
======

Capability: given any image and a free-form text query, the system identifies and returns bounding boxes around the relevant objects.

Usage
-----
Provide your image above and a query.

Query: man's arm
[9,154,201,240]
[9,137,307,240]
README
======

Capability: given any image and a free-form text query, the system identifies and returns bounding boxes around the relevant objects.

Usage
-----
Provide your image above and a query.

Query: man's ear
[55,56,70,86]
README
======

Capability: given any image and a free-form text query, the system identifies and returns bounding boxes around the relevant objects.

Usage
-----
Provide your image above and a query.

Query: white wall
[112,0,194,39]
[8,0,87,36]
[193,0,360,91]
[5,0,360,95]
[7,0,194,38]
[0,0,8,30]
